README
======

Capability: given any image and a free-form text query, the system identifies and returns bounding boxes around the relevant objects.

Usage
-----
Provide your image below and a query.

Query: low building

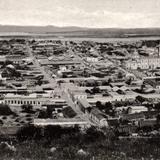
[3,93,66,107]
[89,108,108,127]
[139,118,157,127]
[86,57,98,62]
[121,113,145,121]
[126,58,160,70]
[116,106,148,114]
[77,99,91,114]
[33,118,89,127]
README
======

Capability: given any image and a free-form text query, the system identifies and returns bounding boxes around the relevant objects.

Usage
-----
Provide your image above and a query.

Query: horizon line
[0,24,160,29]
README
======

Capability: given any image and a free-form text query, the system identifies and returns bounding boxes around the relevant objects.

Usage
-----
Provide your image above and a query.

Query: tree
[21,105,33,113]
[2,60,13,68]
[105,102,113,110]
[117,72,123,79]
[155,102,160,112]
[105,102,114,115]
[108,78,112,84]
[96,101,104,110]
[126,77,132,85]
[0,104,13,115]
[16,125,42,141]
[136,95,147,103]
[140,83,146,92]
[85,89,92,94]
[156,114,160,126]
[13,70,21,78]
[92,86,100,94]
[37,80,43,86]
[85,126,105,143]
[144,103,153,112]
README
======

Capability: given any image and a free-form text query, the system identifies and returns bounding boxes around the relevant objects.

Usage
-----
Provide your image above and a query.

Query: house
[0,56,6,64]
[139,118,157,127]
[144,76,160,89]
[126,58,160,70]
[77,99,91,114]
[33,118,89,127]
[116,106,148,114]
[3,93,64,107]
[117,124,137,134]
[69,89,87,102]
[89,108,108,127]
[121,113,145,121]
[6,55,26,64]
[86,57,98,62]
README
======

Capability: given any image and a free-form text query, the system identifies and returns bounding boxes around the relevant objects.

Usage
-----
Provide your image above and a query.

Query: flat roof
[4,93,51,99]
[39,59,81,65]
[33,118,88,126]
[78,99,91,108]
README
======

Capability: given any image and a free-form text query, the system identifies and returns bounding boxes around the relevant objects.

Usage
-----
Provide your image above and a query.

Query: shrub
[16,125,42,141]
[0,104,13,115]
[21,105,34,113]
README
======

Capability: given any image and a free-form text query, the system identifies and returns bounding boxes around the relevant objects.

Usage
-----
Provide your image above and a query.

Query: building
[3,93,66,107]
[39,59,81,66]
[89,108,108,127]
[138,118,157,127]
[143,76,160,89]
[77,99,108,127]
[116,106,148,114]
[126,58,160,70]
[77,99,91,114]
[69,90,87,102]
[86,57,98,62]
[33,118,89,127]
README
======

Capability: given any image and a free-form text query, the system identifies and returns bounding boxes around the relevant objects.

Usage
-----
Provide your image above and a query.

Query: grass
[1,139,160,160]
[1,126,160,160]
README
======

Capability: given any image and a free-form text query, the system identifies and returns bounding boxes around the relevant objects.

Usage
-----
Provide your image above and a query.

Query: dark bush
[21,105,34,113]
[16,125,42,141]
[0,104,13,115]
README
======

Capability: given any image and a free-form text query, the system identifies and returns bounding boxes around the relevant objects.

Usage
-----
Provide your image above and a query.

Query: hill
[0,25,160,38]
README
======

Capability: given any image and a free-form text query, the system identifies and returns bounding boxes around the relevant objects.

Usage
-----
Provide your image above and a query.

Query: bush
[21,105,34,113]
[16,125,42,141]
[62,107,77,118]
[0,104,13,115]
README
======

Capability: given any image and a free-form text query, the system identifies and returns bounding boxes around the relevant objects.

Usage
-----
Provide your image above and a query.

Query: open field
[0,34,160,43]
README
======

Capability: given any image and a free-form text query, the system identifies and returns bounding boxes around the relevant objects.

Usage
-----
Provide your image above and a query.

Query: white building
[3,93,66,107]
[116,106,148,114]
[126,58,160,70]
[90,108,108,127]
[86,57,98,63]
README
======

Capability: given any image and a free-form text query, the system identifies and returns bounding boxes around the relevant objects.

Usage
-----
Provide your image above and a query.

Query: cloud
[0,2,160,28]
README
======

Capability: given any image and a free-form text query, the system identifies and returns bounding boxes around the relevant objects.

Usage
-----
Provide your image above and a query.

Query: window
[15,100,17,104]
[8,100,10,104]
[11,100,13,104]
[18,101,20,104]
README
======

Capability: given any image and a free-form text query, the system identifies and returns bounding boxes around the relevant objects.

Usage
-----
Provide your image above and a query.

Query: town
[1,37,160,159]
[0,38,160,135]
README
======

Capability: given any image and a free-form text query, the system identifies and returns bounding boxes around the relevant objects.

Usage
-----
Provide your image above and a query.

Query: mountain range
[0,25,160,38]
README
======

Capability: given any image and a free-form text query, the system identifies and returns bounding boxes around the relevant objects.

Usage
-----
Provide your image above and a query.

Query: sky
[0,0,160,28]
